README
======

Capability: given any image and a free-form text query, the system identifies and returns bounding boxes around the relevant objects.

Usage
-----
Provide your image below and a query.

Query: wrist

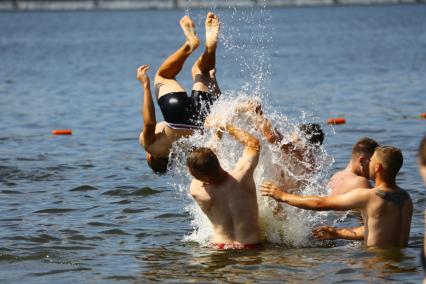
[280,192,287,202]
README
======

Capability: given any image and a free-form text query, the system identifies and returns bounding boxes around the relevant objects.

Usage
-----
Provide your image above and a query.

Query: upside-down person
[137,13,221,173]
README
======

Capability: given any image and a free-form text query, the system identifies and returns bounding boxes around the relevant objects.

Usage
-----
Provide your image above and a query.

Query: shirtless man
[187,124,261,249]
[261,146,413,248]
[329,137,379,196]
[137,13,221,173]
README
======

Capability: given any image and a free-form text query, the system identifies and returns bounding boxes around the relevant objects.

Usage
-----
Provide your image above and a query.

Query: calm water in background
[0,4,426,283]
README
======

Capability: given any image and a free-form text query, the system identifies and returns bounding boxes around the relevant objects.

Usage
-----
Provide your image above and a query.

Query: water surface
[0,4,425,283]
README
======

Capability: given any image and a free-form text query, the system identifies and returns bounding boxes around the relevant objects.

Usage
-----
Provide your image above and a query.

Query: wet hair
[352,137,379,158]
[298,123,324,146]
[374,146,403,179]
[186,147,221,178]
[147,156,168,174]
[419,136,426,166]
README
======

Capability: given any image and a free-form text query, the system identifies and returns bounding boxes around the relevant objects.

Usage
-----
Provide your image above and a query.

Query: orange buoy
[420,113,426,119]
[51,129,73,135]
[327,117,346,125]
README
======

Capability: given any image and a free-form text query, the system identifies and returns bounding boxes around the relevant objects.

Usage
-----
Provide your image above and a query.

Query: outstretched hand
[312,226,338,240]
[260,181,284,201]
[137,65,150,86]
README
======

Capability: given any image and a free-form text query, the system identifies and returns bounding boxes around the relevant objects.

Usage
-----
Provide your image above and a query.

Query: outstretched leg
[155,15,200,99]
[192,12,220,95]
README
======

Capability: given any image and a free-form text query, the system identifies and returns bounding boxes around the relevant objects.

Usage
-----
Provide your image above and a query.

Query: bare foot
[180,15,199,51]
[205,12,219,52]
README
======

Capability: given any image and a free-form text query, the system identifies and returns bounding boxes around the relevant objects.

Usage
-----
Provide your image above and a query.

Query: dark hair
[298,123,324,146]
[352,137,379,158]
[420,136,426,166]
[147,156,168,174]
[186,147,221,177]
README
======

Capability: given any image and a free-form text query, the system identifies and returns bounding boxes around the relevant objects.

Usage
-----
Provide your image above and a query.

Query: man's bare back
[190,166,260,245]
[187,124,261,248]
[359,185,412,247]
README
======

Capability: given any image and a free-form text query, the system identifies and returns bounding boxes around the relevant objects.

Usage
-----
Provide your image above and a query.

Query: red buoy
[51,129,73,135]
[420,113,426,119]
[327,118,346,125]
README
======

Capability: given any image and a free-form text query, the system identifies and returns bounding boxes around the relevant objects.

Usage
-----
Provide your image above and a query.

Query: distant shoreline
[0,0,425,11]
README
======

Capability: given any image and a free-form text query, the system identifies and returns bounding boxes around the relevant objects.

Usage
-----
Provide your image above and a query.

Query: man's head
[351,137,380,178]
[146,153,168,174]
[369,146,403,181]
[292,123,324,146]
[419,136,426,185]
[186,147,223,184]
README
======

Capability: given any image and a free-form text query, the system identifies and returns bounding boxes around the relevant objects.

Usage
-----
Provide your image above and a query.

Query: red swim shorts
[212,243,262,250]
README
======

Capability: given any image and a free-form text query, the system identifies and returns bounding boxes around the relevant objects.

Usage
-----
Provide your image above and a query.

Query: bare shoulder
[229,169,255,193]
[354,176,372,189]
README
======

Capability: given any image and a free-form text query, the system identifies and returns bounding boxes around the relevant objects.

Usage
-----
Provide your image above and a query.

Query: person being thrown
[234,101,324,192]
[261,146,413,248]
[328,137,379,196]
[187,122,261,249]
[137,13,221,173]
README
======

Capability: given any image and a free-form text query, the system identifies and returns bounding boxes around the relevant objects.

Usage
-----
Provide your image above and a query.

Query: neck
[204,168,228,185]
[375,175,397,189]
[347,160,358,175]
[216,168,228,183]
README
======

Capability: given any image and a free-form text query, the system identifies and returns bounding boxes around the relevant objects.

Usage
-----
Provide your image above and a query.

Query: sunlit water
[0,4,425,283]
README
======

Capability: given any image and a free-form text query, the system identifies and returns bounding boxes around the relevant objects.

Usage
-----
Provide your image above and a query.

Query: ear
[375,163,382,173]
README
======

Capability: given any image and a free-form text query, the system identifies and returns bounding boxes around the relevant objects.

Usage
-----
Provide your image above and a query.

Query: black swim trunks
[158,90,217,130]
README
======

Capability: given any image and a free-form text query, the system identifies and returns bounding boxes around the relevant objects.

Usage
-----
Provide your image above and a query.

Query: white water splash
[169,3,337,247]
[169,95,334,247]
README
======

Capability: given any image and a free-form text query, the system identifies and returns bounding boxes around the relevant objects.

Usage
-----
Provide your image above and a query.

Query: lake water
[0,4,425,283]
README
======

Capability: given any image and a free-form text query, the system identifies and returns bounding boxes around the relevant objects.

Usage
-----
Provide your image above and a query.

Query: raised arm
[137,65,157,150]
[312,226,364,241]
[225,124,260,173]
[235,100,282,144]
[260,182,370,211]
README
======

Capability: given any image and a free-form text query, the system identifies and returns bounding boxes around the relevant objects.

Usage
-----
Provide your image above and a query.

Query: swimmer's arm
[226,124,261,172]
[261,183,369,211]
[254,116,282,144]
[312,226,364,241]
[234,101,282,144]
[137,65,157,149]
